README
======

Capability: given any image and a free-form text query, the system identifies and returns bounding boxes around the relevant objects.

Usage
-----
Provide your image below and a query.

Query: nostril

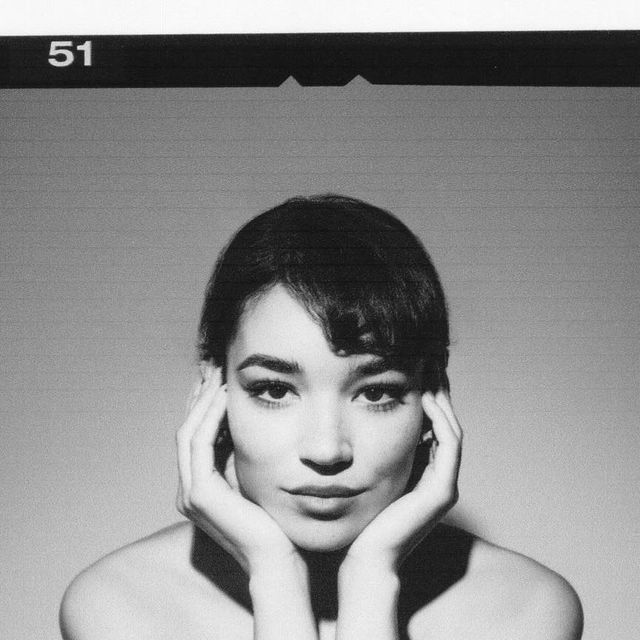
[301,459,352,475]
[298,435,353,471]
[298,408,353,469]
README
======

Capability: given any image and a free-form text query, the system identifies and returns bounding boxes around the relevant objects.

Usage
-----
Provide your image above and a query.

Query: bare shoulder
[59,522,245,640]
[466,534,583,638]
[404,525,583,640]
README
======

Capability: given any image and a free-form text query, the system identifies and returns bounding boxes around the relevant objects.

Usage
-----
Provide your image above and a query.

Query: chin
[280,515,366,553]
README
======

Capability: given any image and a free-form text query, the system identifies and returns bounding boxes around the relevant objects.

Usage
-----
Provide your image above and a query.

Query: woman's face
[225,285,425,552]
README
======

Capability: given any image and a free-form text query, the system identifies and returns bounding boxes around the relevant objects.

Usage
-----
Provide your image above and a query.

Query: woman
[60,195,583,640]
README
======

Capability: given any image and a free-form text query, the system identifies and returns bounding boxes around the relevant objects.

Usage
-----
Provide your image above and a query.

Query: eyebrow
[236,353,403,379]
[350,358,397,378]
[236,354,302,374]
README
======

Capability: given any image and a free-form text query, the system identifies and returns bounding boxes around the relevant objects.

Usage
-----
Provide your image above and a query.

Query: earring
[215,425,229,446]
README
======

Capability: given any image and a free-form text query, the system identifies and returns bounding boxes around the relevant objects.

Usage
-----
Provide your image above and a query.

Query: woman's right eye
[246,381,295,407]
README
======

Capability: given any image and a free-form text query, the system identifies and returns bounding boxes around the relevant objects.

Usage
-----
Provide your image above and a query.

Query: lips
[287,484,365,498]
[285,484,365,520]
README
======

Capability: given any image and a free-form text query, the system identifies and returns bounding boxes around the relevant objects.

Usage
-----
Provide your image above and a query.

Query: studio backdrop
[1,71,638,639]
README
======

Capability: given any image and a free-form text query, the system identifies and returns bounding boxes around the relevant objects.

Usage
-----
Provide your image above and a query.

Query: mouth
[284,485,367,520]
[286,484,365,498]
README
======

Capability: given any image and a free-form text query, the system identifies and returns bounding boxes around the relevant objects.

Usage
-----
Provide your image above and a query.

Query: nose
[298,402,353,474]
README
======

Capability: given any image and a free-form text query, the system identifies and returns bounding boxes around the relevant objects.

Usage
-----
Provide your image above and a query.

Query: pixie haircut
[198,195,450,391]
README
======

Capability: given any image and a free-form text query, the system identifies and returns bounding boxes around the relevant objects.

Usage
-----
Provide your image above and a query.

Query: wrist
[249,552,318,640]
[340,550,399,581]
[338,556,400,594]
[336,561,400,640]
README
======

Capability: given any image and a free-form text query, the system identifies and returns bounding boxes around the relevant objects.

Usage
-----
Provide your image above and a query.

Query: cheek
[359,407,423,485]
[370,434,418,482]
[225,386,293,489]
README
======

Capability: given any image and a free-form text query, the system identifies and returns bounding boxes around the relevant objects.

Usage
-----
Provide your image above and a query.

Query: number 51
[48,41,92,67]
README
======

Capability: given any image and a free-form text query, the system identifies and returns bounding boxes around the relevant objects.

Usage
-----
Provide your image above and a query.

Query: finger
[434,390,463,440]
[421,392,461,483]
[181,367,222,436]
[422,392,458,446]
[185,380,203,417]
[191,384,228,488]
[199,359,218,384]
[176,367,222,497]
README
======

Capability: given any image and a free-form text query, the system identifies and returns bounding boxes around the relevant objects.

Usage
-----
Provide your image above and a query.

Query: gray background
[1,84,638,639]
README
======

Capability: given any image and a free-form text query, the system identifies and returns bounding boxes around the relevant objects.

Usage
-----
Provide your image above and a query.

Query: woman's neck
[299,548,347,621]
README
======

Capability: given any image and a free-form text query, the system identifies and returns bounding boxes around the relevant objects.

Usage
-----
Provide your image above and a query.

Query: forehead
[227,285,348,368]
[227,285,373,372]
[232,285,311,350]
[227,285,420,379]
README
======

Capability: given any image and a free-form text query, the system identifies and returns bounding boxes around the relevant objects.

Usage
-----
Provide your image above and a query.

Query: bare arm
[176,365,318,640]
[334,391,583,640]
[336,391,462,640]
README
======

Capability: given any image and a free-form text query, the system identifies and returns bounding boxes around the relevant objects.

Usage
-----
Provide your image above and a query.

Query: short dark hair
[198,195,449,391]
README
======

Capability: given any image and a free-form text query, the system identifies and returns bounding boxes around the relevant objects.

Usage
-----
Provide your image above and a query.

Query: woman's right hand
[177,365,318,639]
[175,365,300,576]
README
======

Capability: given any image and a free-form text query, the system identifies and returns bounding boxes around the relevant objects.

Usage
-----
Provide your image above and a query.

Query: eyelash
[246,380,296,409]
[358,384,407,412]
[244,380,407,412]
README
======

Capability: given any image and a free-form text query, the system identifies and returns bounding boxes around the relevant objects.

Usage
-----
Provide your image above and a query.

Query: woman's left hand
[341,390,463,577]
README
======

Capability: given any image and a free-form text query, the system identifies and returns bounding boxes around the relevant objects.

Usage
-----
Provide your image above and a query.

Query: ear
[419,413,433,444]
[406,434,431,492]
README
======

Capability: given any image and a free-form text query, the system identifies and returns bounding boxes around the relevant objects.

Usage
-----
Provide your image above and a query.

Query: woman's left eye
[356,385,405,410]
